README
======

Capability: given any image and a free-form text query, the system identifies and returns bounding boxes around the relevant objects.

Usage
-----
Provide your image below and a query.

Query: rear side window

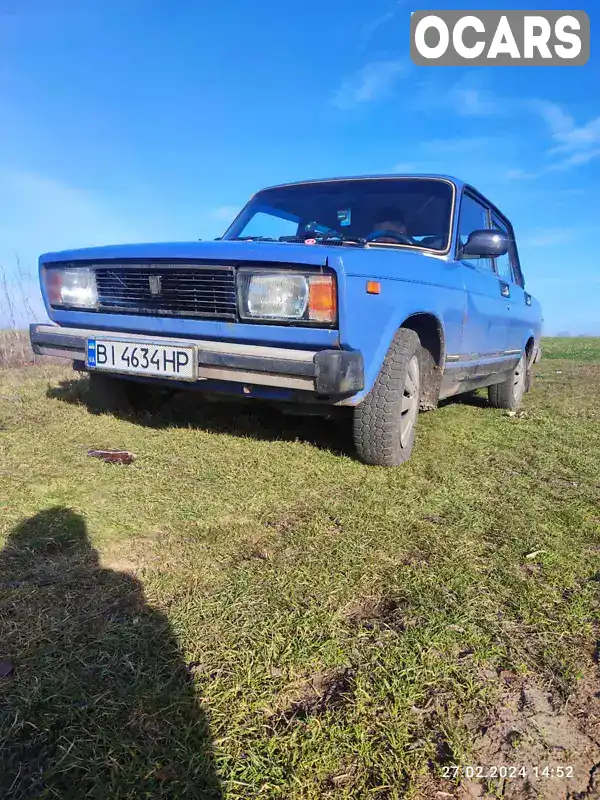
[457,194,493,272]
[491,213,523,287]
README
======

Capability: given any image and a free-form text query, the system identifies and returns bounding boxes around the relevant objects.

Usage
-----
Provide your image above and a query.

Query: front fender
[334,249,465,404]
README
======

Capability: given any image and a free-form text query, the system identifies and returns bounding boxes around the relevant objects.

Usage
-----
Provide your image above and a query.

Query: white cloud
[415,76,500,117]
[392,162,418,173]
[458,92,600,169]
[452,86,500,117]
[527,100,600,170]
[432,84,600,172]
[0,170,164,326]
[522,228,579,247]
[503,167,539,180]
[333,60,406,110]
[522,225,600,248]
[549,146,600,170]
[391,137,513,184]
[420,137,497,154]
[361,10,395,42]
[527,99,574,137]
[0,171,158,266]
[361,0,408,45]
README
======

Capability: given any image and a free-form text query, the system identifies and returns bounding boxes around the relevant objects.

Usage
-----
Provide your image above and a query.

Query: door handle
[500,282,510,298]
[525,293,532,306]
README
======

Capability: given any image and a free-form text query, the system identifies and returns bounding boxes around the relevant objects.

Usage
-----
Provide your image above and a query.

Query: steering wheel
[365,230,414,245]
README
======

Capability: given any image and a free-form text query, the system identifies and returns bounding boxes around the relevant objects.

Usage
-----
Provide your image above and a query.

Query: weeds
[1,340,599,798]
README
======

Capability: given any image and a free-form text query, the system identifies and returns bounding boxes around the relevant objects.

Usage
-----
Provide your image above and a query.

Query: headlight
[44,267,98,309]
[237,270,336,325]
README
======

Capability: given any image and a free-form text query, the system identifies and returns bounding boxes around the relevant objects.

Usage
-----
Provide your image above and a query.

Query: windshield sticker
[337,209,351,227]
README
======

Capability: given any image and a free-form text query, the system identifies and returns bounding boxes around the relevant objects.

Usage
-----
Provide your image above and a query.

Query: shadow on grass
[47,376,354,458]
[438,391,490,410]
[0,507,222,798]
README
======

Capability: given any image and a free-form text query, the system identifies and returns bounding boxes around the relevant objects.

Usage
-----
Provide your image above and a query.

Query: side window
[457,194,493,272]
[491,214,520,285]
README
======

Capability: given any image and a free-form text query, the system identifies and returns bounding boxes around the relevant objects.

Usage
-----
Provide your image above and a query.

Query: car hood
[39,239,336,267]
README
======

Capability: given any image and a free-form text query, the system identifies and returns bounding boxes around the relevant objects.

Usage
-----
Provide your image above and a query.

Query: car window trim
[458,188,526,287]
[456,189,497,276]
[225,177,457,255]
[463,185,525,288]
[490,210,524,288]
[490,212,514,284]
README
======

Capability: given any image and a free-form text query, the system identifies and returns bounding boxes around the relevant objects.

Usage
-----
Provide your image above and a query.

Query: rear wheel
[353,329,422,467]
[488,353,528,410]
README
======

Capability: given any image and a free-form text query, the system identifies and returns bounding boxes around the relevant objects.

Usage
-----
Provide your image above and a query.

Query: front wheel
[353,329,422,467]
[488,353,528,410]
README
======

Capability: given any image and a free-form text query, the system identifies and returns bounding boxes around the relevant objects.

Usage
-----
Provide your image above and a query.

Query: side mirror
[460,229,509,259]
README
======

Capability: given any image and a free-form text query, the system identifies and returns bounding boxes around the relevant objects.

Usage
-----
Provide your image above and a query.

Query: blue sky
[1,0,598,334]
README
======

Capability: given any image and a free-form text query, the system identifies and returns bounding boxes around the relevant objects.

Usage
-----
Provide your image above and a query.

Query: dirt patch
[424,514,446,525]
[228,531,273,566]
[264,504,314,535]
[101,558,139,573]
[268,667,355,726]
[342,594,418,632]
[100,533,170,574]
[568,670,600,760]
[231,544,271,564]
[415,775,461,799]
[457,672,600,800]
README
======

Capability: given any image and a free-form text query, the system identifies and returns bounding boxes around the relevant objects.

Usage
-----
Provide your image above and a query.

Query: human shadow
[47,375,354,458]
[0,508,222,799]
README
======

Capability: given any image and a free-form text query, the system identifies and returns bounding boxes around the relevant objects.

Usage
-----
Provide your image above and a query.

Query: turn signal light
[308,275,336,323]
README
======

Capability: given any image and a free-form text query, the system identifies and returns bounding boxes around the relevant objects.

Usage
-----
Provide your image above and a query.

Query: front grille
[94,264,237,320]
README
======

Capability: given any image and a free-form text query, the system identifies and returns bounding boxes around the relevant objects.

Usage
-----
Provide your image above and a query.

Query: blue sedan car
[31,174,542,466]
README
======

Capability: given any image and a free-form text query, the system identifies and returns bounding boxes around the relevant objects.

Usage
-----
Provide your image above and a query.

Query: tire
[353,329,422,467]
[488,353,528,411]
[88,373,171,414]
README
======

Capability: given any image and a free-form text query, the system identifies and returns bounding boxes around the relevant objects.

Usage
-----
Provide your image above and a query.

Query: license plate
[86,339,197,381]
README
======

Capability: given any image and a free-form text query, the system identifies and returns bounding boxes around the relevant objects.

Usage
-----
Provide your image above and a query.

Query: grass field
[1,338,599,799]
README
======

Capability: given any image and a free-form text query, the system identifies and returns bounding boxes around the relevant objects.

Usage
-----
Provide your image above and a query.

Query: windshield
[223,178,454,251]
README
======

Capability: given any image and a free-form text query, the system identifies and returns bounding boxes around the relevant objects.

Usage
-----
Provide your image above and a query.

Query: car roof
[261,174,465,191]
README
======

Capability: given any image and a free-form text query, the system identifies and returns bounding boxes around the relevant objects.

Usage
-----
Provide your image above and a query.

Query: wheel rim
[513,355,526,404]
[400,355,420,447]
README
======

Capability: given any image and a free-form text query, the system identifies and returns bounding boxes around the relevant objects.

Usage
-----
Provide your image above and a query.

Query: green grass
[1,339,599,799]
[540,336,600,361]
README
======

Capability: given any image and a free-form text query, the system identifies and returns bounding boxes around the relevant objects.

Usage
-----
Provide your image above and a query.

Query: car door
[456,192,509,362]
[490,212,530,356]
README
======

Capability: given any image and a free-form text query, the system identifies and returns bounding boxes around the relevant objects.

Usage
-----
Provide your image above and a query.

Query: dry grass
[0,260,54,368]
[1,339,599,798]
[0,329,41,368]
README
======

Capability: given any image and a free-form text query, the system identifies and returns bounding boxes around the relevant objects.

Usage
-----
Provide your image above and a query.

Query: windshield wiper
[229,234,367,247]
[230,236,279,242]
[317,235,367,247]
[278,235,367,247]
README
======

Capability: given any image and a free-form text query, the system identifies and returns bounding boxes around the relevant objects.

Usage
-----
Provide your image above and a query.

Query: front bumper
[30,324,364,397]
